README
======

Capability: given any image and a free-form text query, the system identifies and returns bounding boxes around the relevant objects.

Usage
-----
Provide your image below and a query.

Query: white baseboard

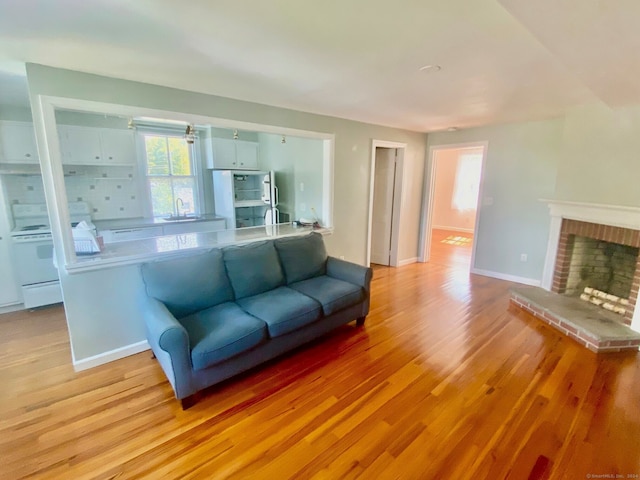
[470,268,541,287]
[398,257,418,267]
[0,303,25,315]
[73,340,150,372]
[432,225,475,234]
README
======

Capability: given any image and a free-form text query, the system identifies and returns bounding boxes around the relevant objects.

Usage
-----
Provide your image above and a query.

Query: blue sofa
[140,232,373,408]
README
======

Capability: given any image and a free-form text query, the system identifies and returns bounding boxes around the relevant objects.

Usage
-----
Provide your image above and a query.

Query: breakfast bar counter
[65,223,325,273]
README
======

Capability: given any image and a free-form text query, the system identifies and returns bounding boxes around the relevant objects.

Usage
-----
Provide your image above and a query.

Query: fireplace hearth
[510,201,640,353]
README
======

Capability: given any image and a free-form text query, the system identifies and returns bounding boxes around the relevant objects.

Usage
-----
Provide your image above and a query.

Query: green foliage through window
[143,134,198,217]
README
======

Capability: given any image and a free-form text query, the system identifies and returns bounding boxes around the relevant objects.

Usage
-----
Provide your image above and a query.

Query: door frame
[418,141,488,268]
[367,140,407,267]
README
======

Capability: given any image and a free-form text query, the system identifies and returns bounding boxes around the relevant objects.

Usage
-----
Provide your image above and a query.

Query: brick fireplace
[541,200,640,333]
[551,219,640,325]
[508,201,640,353]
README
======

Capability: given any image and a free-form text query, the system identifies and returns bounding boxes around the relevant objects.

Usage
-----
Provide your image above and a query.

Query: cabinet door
[0,122,39,164]
[162,220,225,235]
[236,141,259,169]
[0,237,21,306]
[100,129,136,165]
[209,138,237,169]
[0,183,21,306]
[101,226,163,243]
[59,125,102,165]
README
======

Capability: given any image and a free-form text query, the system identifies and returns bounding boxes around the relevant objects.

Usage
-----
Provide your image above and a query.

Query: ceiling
[0,0,638,132]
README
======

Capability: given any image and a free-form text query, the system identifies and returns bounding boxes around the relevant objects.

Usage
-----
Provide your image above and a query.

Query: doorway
[422,143,486,269]
[367,140,406,267]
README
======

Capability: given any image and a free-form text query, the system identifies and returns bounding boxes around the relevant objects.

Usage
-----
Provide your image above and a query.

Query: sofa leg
[181,394,199,410]
[356,316,366,327]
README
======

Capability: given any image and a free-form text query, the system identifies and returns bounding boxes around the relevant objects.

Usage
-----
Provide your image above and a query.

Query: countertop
[66,223,328,273]
[93,214,226,231]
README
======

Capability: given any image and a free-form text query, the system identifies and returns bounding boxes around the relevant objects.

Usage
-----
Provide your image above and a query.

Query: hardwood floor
[1,244,639,479]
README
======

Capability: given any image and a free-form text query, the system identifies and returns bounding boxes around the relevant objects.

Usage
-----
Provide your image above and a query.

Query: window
[452,153,482,212]
[142,133,199,217]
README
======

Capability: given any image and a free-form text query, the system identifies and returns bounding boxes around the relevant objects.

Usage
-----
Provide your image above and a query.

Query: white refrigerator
[213,170,279,228]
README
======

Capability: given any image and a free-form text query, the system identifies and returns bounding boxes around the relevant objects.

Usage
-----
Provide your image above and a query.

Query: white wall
[258,133,324,223]
[0,105,32,122]
[427,118,564,283]
[555,103,640,207]
[432,147,482,232]
[427,102,640,285]
[26,64,427,364]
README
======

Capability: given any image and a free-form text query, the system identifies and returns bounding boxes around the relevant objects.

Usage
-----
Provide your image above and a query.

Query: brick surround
[552,219,640,326]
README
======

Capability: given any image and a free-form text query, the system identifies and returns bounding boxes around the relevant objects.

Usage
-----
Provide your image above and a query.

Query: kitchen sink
[162,214,202,222]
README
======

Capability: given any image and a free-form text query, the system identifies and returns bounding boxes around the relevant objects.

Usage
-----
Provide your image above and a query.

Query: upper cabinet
[58,125,136,166]
[206,138,259,170]
[0,121,39,164]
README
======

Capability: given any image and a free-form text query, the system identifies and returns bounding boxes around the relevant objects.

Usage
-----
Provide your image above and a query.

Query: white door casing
[367,139,406,267]
[419,141,488,267]
[371,148,396,265]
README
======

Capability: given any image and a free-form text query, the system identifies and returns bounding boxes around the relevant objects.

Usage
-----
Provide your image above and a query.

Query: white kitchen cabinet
[100,219,225,243]
[100,226,164,243]
[161,219,226,235]
[206,138,259,170]
[99,129,137,165]
[58,125,136,166]
[0,121,39,164]
[236,141,259,169]
[59,125,101,165]
[0,181,21,306]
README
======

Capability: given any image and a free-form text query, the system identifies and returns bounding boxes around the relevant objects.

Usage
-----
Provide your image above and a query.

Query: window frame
[136,126,204,218]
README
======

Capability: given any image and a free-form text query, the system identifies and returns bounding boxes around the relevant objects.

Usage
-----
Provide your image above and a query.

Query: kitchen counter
[93,214,226,231]
[65,224,329,273]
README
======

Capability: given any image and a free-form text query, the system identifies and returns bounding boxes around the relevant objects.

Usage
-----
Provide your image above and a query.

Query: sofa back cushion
[141,249,234,319]
[223,240,285,299]
[274,232,327,284]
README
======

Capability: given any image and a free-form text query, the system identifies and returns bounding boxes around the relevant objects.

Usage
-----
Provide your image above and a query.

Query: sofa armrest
[141,297,194,398]
[326,257,373,291]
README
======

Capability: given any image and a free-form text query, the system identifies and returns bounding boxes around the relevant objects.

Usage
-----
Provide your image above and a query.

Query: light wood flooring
[1,234,639,479]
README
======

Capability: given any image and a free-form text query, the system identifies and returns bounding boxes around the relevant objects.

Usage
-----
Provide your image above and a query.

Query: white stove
[10,202,94,238]
[10,202,94,308]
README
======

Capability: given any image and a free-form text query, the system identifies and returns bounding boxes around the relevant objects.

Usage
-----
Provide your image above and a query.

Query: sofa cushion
[141,249,234,319]
[289,275,365,316]
[180,302,267,371]
[237,286,322,337]
[274,232,327,284]
[223,241,285,300]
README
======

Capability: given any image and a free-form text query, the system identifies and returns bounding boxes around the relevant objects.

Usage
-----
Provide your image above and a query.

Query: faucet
[176,197,184,217]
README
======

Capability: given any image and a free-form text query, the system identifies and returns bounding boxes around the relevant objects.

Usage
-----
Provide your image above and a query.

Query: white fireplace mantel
[544,199,640,231]
[541,199,640,332]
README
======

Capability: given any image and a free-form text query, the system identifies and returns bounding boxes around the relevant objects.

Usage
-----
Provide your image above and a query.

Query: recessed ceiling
[0,0,637,132]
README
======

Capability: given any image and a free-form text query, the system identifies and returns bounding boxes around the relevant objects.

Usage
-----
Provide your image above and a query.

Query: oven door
[11,235,59,286]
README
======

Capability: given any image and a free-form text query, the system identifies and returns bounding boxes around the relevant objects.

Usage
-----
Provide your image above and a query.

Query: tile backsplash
[3,166,145,221]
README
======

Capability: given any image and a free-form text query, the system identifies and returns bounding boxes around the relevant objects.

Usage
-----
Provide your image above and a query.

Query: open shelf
[234,200,266,208]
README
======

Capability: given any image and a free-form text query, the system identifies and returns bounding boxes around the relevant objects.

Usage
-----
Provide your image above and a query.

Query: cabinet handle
[95,156,100,159]
[25,153,31,158]
[109,156,113,160]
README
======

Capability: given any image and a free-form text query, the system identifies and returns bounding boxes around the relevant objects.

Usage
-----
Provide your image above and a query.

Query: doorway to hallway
[423,143,486,269]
